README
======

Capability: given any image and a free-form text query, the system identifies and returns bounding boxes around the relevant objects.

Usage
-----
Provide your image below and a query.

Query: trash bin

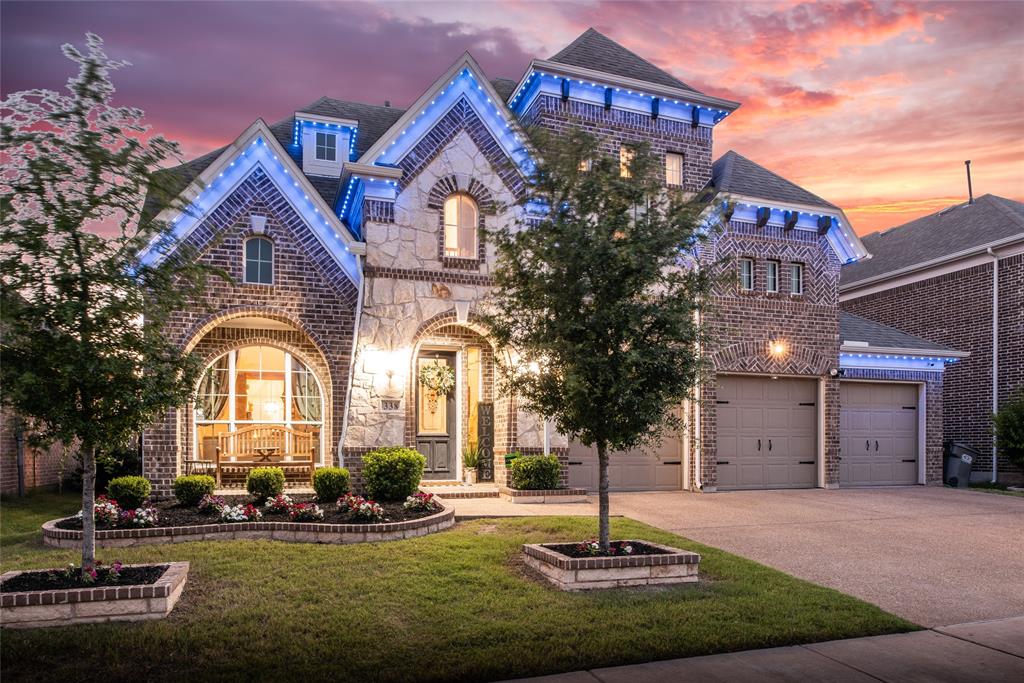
[944,442,977,488]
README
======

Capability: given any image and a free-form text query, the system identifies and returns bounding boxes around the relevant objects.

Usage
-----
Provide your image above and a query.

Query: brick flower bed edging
[498,487,589,503]
[522,541,700,591]
[0,562,189,629]
[41,505,455,549]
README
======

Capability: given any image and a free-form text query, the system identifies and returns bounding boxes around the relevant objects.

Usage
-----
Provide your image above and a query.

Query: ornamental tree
[482,128,715,550]
[0,34,215,569]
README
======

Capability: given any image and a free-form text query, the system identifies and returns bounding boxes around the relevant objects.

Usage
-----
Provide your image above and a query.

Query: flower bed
[522,540,700,591]
[42,494,454,549]
[0,562,189,629]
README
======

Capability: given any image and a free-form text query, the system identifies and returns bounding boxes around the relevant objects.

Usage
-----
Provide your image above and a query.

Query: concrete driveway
[608,487,1024,627]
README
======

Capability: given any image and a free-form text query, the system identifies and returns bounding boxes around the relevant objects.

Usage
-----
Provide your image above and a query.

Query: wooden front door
[416,352,457,480]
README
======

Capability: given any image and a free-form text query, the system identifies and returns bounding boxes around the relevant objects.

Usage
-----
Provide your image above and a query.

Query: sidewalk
[502,616,1024,682]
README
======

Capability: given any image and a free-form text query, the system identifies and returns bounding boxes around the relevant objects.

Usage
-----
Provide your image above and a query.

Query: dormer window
[315,132,337,162]
[244,237,273,285]
[443,193,478,259]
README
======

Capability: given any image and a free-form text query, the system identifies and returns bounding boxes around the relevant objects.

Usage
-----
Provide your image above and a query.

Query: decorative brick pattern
[364,265,494,287]
[842,254,1023,478]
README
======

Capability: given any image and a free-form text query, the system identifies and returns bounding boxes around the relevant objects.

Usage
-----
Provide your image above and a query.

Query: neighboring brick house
[7,28,960,497]
[0,407,68,494]
[841,194,1024,482]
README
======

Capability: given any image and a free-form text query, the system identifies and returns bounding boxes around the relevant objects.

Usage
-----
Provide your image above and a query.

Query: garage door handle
[875,440,879,451]
[663,460,681,465]
[568,461,582,466]
[866,440,870,451]
[902,459,916,463]
[768,439,772,451]
[718,460,730,465]
[798,460,815,465]
[757,439,761,451]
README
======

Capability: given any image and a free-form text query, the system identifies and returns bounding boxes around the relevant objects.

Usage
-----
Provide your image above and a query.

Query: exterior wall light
[769,336,787,358]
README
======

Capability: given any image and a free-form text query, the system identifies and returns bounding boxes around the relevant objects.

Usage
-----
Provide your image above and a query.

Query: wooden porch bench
[209,425,317,486]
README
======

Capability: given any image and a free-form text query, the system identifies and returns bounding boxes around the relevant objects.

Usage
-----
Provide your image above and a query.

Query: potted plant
[462,441,480,484]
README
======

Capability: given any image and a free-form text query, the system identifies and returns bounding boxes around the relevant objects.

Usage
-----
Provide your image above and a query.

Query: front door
[416,352,457,480]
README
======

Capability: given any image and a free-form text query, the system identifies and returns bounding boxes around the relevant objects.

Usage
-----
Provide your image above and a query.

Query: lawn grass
[1,491,916,682]
[969,482,1024,498]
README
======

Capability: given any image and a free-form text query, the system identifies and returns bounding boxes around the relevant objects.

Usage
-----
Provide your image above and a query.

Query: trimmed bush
[106,475,151,508]
[993,389,1024,470]
[312,467,350,502]
[362,447,425,501]
[172,475,216,507]
[245,467,286,502]
[509,454,561,490]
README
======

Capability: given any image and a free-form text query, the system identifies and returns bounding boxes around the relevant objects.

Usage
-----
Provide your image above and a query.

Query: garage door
[716,376,818,489]
[567,430,682,491]
[840,382,918,486]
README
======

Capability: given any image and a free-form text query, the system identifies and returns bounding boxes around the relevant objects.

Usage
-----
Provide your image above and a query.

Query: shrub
[312,467,350,502]
[106,475,151,509]
[172,475,216,507]
[509,454,561,490]
[245,467,285,502]
[362,447,425,501]
[993,389,1024,470]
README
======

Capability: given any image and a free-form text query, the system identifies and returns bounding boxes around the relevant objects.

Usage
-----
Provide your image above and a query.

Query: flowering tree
[0,34,215,570]
[483,128,714,551]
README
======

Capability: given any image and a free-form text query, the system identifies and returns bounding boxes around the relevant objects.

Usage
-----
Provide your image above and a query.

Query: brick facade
[841,253,1023,479]
[0,407,68,494]
[143,167,358,496]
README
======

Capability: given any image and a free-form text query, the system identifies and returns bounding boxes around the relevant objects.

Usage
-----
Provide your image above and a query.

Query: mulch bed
[54,494,439,531]
[544,541,672,558]
[1,565,168,593]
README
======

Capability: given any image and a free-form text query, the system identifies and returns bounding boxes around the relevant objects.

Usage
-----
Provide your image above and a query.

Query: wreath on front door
[419,360,455,413]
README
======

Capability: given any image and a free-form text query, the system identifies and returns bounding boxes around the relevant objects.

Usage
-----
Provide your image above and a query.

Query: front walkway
[503,616,1024,682]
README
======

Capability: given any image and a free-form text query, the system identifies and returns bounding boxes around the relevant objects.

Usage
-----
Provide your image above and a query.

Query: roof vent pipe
[965,160,974,204]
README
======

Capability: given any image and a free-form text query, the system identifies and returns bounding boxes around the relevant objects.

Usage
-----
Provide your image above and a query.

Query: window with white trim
[790,263,804,294]
[739,258,754,291]
[766,260,779,293]
[315,132,337,161]
[195,346,324,463]
[244,237,273,285]
[443,193,478,259]
[665,152,684,186]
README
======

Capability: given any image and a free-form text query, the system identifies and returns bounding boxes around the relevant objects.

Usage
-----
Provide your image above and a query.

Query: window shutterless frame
[739,258,754,291]
[443,193,479,259]
[665,152,684,186]
[790,263,804,294]
[766,260,779,293]
[619,145,635,178]
[243,237,273,285]
[315,132,337,162]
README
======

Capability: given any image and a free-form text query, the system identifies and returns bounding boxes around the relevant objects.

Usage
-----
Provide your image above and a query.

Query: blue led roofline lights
[372,68,533,177]
[141,136,360,283]
[839,352,961,371]
[509,71,732,125]
[292,119,359,161]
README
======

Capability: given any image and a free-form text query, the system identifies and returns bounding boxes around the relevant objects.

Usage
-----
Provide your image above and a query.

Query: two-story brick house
[841,194,1024,483]
[66,28,967,498]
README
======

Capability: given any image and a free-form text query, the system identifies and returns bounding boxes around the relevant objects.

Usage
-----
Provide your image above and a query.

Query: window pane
[245,261,260,284]
[767,262,778,292]
[291,357,323,421]
[443,193,477,258]
[246,238,260,259]
[259,262,273,284]
[665,153,683,186]
[791,264,804,293]
[620,146,634,177]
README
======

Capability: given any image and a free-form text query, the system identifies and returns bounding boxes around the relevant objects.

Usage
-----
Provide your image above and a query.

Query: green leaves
[483,127,713,454]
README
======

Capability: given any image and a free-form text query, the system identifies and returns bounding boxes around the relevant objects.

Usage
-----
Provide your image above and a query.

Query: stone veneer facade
[842,253,1023,479]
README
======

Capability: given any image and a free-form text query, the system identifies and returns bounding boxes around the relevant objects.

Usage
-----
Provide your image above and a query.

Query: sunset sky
[2,0,1021,235]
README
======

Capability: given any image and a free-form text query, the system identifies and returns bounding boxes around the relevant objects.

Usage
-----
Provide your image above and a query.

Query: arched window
[244,237,273,284]
[443,193,478,259]
[195,345,324,462]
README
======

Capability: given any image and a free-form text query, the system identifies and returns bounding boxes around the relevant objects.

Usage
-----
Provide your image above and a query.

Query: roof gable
[713,151,837,210]
[138,119,362,284]
[839,311,961,355]
[358,52,532,177]
[550,28,698,93]
[841,194,1024,287]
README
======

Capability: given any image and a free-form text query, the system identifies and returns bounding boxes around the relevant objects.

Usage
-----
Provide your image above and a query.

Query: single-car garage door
[716,375,818,490]
[567,430,682,491]
[840,382,918,486]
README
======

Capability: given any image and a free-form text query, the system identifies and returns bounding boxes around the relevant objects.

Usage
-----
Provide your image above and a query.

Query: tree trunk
[597,440,610,551]
[81,444,96,569]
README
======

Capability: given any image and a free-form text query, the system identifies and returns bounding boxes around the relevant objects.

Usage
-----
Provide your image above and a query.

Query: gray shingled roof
[549,28,700,93]
[491,78,518,102]
[841,194,1024,286]
[840,312,958,354]
[711,150,839,211]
